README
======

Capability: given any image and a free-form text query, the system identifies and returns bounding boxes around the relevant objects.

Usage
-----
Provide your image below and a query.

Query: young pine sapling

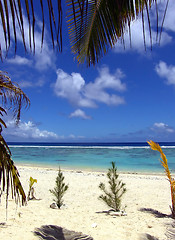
[50,167,68,209]
[99,161,126,212]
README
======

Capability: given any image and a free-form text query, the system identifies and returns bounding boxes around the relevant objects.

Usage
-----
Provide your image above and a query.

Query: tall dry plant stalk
[148,140,175,218]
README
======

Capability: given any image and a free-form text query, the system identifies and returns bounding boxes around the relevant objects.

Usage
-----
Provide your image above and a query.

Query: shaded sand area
[0,166,174,240]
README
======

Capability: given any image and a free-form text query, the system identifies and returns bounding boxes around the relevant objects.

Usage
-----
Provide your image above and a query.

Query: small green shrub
[99,161,126,211]
[50,167,68,209]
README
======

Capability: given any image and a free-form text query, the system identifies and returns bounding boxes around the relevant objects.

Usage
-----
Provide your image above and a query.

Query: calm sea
[8,142,175,173]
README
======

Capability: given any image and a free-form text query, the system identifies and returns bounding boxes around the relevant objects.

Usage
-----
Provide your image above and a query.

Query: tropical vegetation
[50,167,69,209]
[148,140,175,218]
[27,176,37,201]
[99,161,126,212]
[0,71,30,207]
[0,0,170,208]
[0,0,169,65]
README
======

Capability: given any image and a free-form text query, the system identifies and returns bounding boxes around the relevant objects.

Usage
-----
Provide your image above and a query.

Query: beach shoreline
[0,165,174,240]
[16,163,167,176]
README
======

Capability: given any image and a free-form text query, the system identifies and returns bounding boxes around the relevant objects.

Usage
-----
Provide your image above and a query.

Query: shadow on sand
[140,233,159,240]
[139,208,171,218]
[34,225,93,240]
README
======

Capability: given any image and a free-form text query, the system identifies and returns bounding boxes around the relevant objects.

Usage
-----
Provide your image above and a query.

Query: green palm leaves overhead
[67,0,169,66]
[0,0,63,59]
[0,71,30,207]
[0,0,170,65]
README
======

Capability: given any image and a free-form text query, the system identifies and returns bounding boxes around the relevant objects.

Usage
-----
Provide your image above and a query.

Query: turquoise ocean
[8,142,175,173]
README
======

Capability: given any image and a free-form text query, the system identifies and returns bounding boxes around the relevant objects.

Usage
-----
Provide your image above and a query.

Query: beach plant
[148,140,175,218]
[27,176,37,201]
[99,161,126,212]
[50,167,68,209]
[0,71,30,209]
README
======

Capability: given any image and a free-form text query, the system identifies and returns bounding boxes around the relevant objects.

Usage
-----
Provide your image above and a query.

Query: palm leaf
[0,71,30,209]
[0,70,30,123]
[67,0,169,66]
[0,0,62,59]
[0,134,26,208]
[148,140,175,218]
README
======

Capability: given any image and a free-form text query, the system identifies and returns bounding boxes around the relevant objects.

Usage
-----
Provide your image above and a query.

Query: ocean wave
[9,144,175,150]
[8,145,167,150]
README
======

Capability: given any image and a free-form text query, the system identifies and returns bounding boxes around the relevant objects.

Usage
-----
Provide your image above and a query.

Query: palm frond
[0,71,30,209]
[0,134,26,207]
[0,70,30,124]
[148,140,175,218]
[67,0,168,66]
[0,0,62,59]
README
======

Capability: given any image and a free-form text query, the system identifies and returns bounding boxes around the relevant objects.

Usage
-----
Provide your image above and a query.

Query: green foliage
[0,71,30,208]
[99,161,126,211]
[27,176,37,201]
[0,135,26,207]
[50,167,68,209]
[67,0,169,66]
[0,1,169,65]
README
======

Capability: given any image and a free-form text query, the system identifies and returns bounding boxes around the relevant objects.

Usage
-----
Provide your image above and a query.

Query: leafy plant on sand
[0,71,30,208]
[27,176,37,201]
[99,161,126,211]
[148,140,175,218]
[50,167,68,209]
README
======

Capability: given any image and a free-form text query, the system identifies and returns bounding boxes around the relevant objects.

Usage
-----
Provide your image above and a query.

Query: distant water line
[8,142,175,173]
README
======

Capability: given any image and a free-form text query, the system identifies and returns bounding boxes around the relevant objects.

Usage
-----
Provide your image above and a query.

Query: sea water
[8,142,175,173]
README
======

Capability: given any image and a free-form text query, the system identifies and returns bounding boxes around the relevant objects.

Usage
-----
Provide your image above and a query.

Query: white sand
[0,166,174,240]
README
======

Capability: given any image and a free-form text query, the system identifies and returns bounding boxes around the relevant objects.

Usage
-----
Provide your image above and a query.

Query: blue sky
[1,0,175,142]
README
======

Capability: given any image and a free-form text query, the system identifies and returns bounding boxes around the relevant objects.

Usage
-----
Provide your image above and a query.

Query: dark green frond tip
[0,71,30,125]
[0,0,63,60]
[0,134,26,209]
[67,0,169,66]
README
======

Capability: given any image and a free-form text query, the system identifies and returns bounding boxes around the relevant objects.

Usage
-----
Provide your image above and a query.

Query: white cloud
[69,109,92,120]
[114,18,172,53]
[114,0,174,53]
[1,10,55,71]
[152,122,174,133]
[160,0,175,32]
[53,66,126,108]
[19,79,45,88]
[155,61,175,85]
[4,120,58,140]
[6,55,32,65]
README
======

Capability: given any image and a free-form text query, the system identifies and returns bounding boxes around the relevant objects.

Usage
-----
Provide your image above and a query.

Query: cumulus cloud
[4,120,58,141]
[155,61,175,85]
[69,109,92,120]
[53,66,126,108]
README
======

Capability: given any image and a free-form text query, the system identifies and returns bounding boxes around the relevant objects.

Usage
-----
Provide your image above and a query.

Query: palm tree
[0,71,30,207]
[0,0,170,65]
[67,0,170,66]
[0,0,169,207]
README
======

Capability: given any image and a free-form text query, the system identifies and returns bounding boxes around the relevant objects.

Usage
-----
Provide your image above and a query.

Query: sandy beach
[0,166,174,240]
